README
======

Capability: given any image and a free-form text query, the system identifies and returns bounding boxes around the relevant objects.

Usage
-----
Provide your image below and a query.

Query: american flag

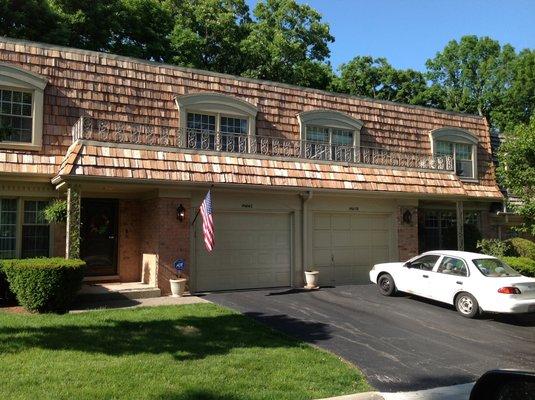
[200,190,214,252]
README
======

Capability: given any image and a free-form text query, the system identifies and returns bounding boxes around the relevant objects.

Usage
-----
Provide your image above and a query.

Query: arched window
[297,110,363,161]
[430,127,478,179]
[175,92,257,151]
[0,63,47,150]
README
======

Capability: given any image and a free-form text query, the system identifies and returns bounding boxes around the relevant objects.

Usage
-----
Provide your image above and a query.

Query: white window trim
[297,109,364,148]
[430,127,479,181]
[175,93,258,144]
[0,63,47,151]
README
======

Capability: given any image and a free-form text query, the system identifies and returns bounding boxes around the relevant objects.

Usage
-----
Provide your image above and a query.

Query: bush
[505,238,535,260]
[477,239,509,258]
[1,258,85,313]
[0,265,16,305]
[502,257,535,277]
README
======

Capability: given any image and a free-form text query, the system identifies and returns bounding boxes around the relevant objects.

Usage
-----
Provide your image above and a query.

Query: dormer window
[298,110,363,161]
[431,127,478,180]
[175,93,257,151]
[0,63,47,150]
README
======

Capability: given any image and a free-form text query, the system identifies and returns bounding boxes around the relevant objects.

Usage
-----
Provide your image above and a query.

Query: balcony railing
[72,116,454,171]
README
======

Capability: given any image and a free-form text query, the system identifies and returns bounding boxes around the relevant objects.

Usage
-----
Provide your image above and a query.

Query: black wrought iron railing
[72,116,455,171]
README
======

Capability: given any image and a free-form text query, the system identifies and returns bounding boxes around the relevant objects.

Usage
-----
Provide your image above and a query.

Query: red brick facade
[397,207,419,261]
[139,197,190,295]
[118,200,142,282]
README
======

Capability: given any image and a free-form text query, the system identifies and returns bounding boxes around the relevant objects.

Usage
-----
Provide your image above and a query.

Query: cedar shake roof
[51,141,502,199]
[0,37,502,200]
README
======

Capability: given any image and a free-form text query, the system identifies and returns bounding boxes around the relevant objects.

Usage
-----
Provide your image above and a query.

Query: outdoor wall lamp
[176,204,186,222]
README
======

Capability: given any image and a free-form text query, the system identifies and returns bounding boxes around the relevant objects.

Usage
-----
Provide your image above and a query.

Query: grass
[0,303,370,400]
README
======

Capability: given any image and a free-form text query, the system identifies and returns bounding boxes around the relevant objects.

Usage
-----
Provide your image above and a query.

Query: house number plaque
[349,207,359,211]
[241,203,253,208]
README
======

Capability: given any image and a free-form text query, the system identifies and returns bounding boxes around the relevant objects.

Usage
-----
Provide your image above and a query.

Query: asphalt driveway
[206,285,535,392]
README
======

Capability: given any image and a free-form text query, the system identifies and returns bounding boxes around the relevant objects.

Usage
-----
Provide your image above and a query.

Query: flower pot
[304,270,319,289]
[169,278,187,297]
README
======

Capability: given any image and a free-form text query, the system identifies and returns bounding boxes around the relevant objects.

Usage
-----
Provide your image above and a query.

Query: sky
[246,0,535,72]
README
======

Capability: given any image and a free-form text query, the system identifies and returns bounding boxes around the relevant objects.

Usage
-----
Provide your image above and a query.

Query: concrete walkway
[70,295,209,313]
[319,383,474,400]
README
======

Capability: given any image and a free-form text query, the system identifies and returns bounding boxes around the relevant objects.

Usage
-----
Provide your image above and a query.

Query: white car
[369,250,535,318]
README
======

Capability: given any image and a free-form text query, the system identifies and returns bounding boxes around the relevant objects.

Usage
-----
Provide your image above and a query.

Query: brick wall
[140,197,190,295]
[398,206,418,261]
[52,222,66,257]
[118,200,142,282]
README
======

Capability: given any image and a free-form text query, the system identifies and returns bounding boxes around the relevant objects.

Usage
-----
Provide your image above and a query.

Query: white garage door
[312,213,393,285]
[195,212,292,291]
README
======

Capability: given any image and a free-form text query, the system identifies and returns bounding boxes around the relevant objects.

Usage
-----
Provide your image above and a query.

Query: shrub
[476,239,509,258]
[502,257,535,277]
[505,237,535,260]
[1,258,85,313]
[43,199,67,223]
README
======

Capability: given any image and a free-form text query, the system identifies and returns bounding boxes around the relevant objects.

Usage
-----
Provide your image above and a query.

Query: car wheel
[455,292,480,318]
[377,273,396,296]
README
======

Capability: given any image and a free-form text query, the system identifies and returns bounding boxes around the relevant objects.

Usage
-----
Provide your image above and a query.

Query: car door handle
[422,274,429,278]
[456,281,463,285]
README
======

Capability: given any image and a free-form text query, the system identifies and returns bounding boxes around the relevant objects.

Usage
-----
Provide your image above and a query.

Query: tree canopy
[497,116,535,236]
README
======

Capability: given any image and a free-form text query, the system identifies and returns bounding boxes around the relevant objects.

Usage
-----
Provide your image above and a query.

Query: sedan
[369,250,535,318]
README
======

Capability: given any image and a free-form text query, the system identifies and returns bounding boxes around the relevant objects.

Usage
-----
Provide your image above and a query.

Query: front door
[80,199,118,276]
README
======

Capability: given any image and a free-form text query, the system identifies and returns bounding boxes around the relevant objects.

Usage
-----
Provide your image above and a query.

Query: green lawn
[0,303,370,400]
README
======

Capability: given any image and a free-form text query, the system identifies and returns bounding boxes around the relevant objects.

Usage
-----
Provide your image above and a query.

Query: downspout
[300,190,313,287]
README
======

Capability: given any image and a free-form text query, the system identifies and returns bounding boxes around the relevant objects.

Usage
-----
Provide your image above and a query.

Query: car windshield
[472,258,522,277]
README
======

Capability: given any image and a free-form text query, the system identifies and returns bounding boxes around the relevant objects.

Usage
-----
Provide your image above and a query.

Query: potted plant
[304,268,319,289]
[170,274,187,297]
[170,259,187,297]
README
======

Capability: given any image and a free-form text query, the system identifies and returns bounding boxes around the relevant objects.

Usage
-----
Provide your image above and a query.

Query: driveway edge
[318,392,384,400]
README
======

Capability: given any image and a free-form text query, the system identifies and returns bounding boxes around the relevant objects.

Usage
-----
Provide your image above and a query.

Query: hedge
[0,258,86,313]
[502,257,535,278]
[505,238,535,261]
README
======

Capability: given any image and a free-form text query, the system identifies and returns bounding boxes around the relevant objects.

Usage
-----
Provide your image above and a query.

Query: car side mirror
[470,370,535,400]
[403,262,412,268]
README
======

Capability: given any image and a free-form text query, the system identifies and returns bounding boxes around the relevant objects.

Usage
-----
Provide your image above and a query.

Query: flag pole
[191,185,214,226]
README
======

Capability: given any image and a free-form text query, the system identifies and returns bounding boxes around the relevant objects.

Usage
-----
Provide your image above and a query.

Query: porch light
[177,204,186,222]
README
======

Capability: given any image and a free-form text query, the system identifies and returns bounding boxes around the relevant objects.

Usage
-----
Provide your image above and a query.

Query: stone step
[76,282,161,303]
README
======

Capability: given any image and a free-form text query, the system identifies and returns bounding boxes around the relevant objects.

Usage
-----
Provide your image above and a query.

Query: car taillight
[498,287,521,294]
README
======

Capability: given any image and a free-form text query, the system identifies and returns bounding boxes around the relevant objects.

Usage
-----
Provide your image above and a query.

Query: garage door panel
[332,231,352,246]
[332,215,351,230]
[353,247,371,265]
[350,230,369,243]
[372,230,389,243]
[312,212,392,285]
[196,212,292,291]
[314,214,331,229]
[313,248,331,266]
[313,230,331,247]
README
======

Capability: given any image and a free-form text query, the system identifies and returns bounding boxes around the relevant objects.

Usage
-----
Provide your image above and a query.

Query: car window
[472,258,521,277]
[437,256,469,277]
[410,255,440,271]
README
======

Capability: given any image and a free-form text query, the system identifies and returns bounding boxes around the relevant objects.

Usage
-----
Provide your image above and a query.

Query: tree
[166,0,251,75]
[492,49,535,132]
[0,0,65,44]
[425,35,516,123]
[497,116,535,236]
[240,0,334,89]
[335,56,427,104]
